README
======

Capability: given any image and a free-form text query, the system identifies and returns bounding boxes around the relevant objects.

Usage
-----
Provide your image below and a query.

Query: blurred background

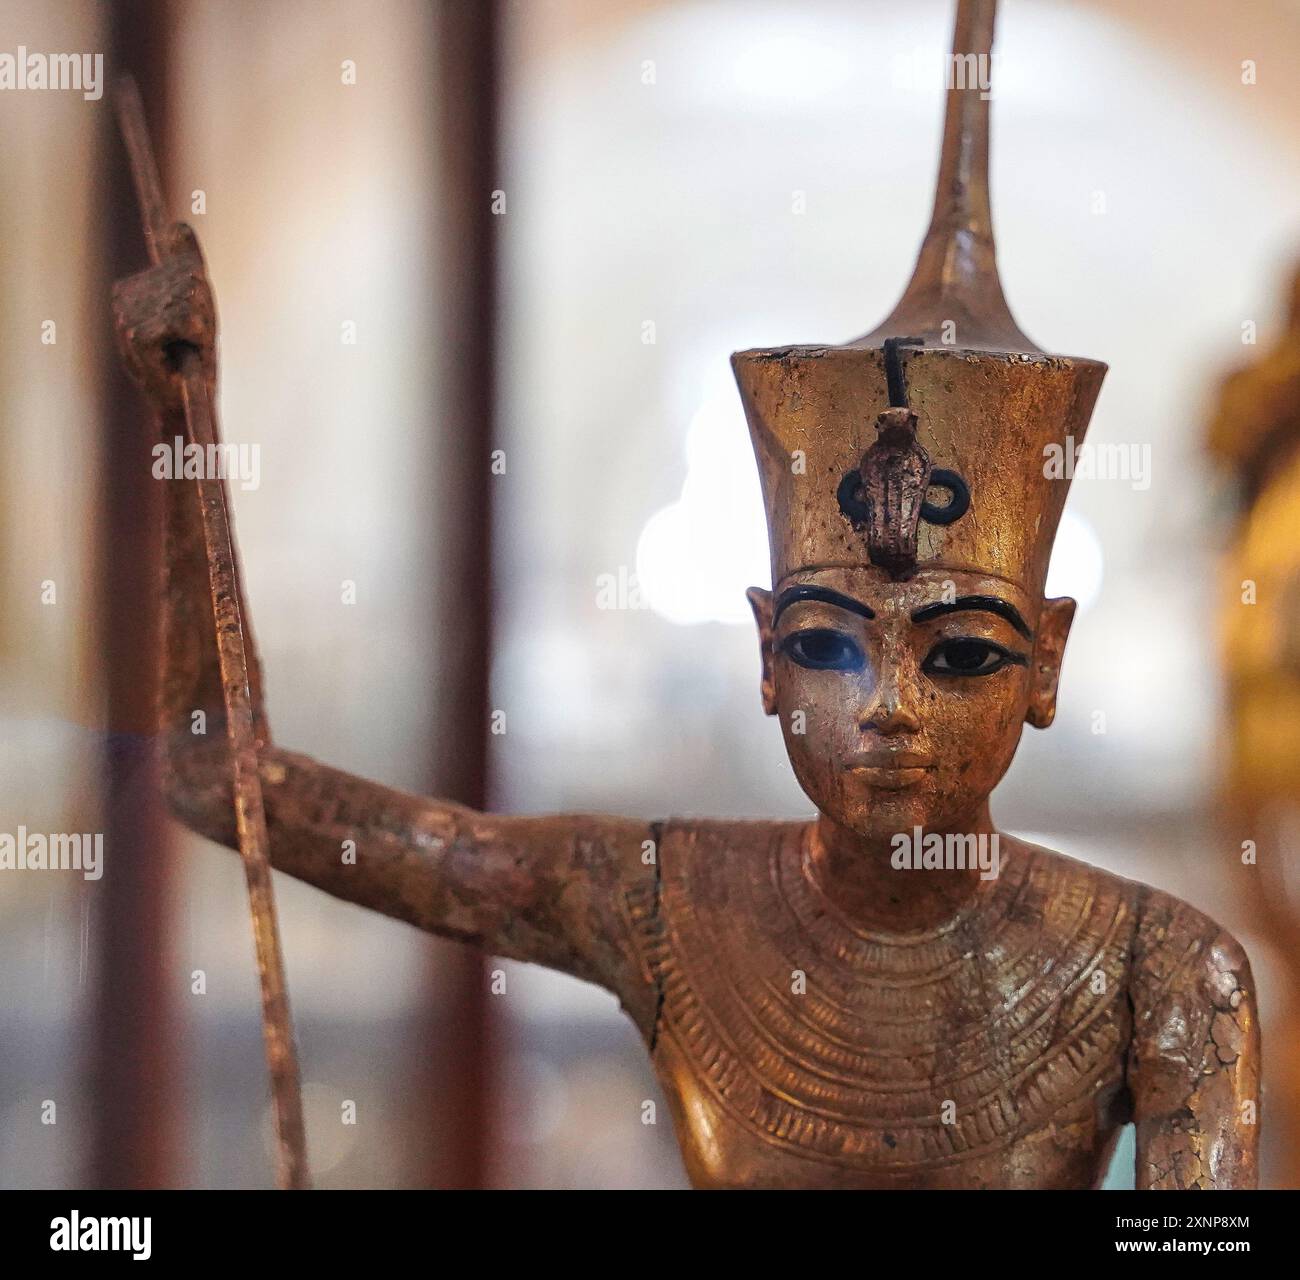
[1,0,1298,1189]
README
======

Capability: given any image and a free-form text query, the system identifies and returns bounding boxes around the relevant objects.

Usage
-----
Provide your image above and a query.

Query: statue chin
[791,760,989,846]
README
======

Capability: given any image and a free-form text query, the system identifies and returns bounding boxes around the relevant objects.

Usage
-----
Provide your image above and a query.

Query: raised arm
[112,236,658,1030]
[1127,890,1261,1189]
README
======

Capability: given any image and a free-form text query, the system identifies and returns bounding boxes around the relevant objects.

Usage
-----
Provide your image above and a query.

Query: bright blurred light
[636,394,770,626]
[1046,509,1105,614]
[729,22,856,107]
[267,1082,359,1177]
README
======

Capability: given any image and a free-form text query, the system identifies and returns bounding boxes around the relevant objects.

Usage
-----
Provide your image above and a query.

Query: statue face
[748,567,1075,838]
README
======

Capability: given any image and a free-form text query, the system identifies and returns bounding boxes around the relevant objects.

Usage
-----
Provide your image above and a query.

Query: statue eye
[782,629,864,672]
[923,638,1023,677]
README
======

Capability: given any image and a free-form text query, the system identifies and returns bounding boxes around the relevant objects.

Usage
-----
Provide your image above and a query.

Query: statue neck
[808,805,1000,934]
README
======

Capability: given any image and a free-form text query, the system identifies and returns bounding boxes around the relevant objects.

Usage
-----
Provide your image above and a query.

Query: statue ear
[1026,596,1076,729]
[746,587,778,717]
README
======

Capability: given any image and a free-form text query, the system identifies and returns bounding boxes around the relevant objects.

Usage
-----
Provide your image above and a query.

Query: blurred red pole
[88,0,180,1189]
[418,0,502,1188]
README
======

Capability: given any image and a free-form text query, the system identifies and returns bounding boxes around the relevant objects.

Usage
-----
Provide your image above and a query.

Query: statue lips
[847,749,936,790]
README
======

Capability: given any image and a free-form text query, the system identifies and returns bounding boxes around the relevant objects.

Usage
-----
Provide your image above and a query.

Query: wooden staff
[114,76,310,1190]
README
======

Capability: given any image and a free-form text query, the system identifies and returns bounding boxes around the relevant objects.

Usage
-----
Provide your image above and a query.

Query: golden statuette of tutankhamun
[113,0,1259,1188]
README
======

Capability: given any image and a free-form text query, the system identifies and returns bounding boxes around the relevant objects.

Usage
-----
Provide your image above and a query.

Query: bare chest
[625,826,1138,1188]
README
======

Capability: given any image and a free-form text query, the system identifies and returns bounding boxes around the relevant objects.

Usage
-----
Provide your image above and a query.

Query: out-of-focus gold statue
[1206,262,1300,1189]
[114,0,1259,1187]
[1209,264,1300,804]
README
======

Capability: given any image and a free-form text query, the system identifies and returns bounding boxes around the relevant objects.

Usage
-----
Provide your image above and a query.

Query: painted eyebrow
[910,595,1033,639]
[773,585,876,625]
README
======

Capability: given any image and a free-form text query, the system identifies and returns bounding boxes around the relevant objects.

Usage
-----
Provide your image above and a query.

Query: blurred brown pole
[420,0,501,1188]
[88,0,179,1188]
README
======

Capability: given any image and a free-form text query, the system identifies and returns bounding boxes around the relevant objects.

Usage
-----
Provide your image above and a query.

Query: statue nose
[859,669,922,735]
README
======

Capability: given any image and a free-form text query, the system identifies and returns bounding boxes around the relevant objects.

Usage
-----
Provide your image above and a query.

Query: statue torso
[624,822,1139,1189]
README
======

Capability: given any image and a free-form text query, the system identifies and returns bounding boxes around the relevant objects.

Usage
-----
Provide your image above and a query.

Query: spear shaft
[115,76,310,1191]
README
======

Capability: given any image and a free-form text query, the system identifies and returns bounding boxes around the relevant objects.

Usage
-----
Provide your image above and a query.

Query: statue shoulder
[997,840,1254,1040]
[1129,882,1255,1020]
[999,837,1253,981]
[992,833,1146,912]
[654,816,807,856]
[1123,883,1260,1187]
[995,842,1257,1097]
[554,815,800,904]
[616,816,805,1040]
[651,817,811,898]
